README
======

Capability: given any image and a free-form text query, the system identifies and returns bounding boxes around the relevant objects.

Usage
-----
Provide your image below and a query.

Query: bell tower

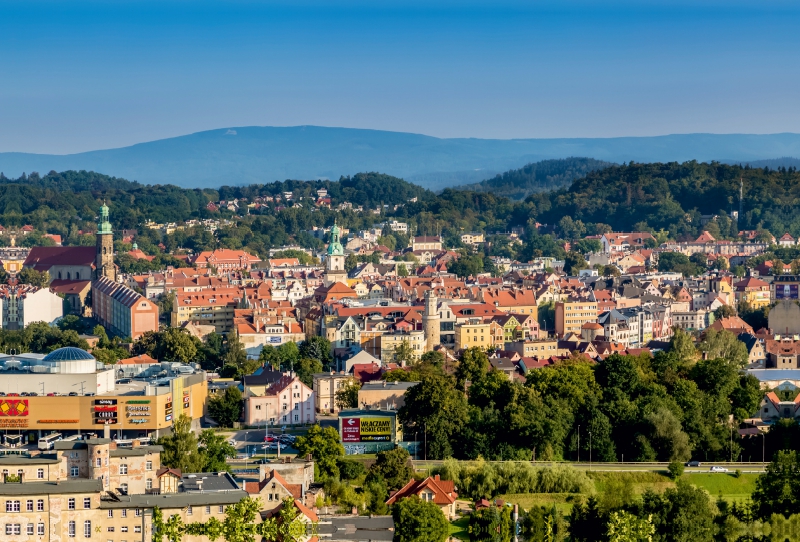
[323,222,347,286]
[96,203,116,281]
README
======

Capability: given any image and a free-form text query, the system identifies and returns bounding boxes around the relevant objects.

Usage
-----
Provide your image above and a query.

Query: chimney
[132,439,141,448]
[434,474,440,481]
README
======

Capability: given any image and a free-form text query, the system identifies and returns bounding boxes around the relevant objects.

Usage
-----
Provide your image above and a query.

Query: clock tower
[324,222,347,286]
[95,203,116,281]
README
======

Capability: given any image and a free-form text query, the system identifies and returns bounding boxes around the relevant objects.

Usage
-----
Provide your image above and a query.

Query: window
[135,509,141,517]
[187,506,192,515]
[205,506,211,514]
[27,524,34,536]
[84,520,91,538]
[6,524,20,535]
[146,461,152,471]
[70,467,79,477]
[84,498,91,509]
[95,459,101,467]
[134,526,141,534]
[37,469,44,479]
[218,505,224,513]
[121,509,127,518]
[26,500,33,512]
[119,464,128,475]
[146,479,152,490]
[37,500,44,512]
[68,521,76,538]
[68,498,75,510]
[6,500,20,512]
[120,526,128,533]
[37,523,44,536]
[120,484,128,494]
[107,510,113,518]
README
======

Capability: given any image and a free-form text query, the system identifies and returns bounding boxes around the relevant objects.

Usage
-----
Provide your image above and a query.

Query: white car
[710,466,729,473]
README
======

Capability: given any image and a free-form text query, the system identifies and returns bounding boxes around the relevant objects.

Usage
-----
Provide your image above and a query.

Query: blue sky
[2,0,799,154]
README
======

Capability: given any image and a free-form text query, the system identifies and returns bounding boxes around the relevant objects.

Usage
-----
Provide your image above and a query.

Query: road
[410,460,769,473]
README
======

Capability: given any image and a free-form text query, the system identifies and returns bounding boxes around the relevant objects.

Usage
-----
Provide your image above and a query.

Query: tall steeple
[96,202,116,281]
[323,221,347,286]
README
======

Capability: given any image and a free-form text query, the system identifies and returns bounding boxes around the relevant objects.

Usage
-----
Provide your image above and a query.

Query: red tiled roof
[24,246,96,270]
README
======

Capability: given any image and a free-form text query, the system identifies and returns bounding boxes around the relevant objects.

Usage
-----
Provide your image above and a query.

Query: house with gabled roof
[386,474,458,519]
[245,469,303,509]
[779,233,796,247]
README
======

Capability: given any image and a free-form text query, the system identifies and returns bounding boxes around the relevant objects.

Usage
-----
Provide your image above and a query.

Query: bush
[733,469,742,478]
[337,458,366,481]
[668,461,685,479]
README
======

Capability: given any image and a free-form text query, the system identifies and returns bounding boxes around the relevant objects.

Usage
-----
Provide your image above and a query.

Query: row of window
[105,526,141,533]
[107,509,141,518]
[5,500,45,512]
[1,468,45,479]
[5,523,45,536]
[67,521,92,538]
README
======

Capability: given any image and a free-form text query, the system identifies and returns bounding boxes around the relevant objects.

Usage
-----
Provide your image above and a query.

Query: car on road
[253,458,271,464]
[710,466,729,473]
[686,461,701,467]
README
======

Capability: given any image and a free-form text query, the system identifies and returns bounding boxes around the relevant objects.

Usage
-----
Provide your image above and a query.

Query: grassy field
[449,516,470,540]
[494,471,758,515]
[687,473,758,503]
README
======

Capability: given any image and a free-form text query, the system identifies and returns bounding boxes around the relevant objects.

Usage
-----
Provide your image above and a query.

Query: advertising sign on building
[341,417,392,442]
[776,284,799,300]
[0,399,28,417]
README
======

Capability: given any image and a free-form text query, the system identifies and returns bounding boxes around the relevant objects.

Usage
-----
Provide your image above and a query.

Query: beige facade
[380,332,425,365]
[504,339,559,358]
[555,300,598,338]
[357,381,419,410]
[312,372,352,413]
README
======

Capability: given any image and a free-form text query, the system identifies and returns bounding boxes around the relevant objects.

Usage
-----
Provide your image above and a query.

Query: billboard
[341,416,392,442]
[776,284,799,300]
[0,399,28,417]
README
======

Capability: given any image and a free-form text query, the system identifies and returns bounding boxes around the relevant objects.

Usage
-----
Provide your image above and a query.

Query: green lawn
[684,472,758,503]
[495,471,759,515]
[449,516,470,541]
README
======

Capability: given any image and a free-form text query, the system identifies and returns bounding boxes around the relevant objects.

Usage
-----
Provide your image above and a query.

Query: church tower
[323,222,347,286]
[422,290,440,351]
[96,203,116,281]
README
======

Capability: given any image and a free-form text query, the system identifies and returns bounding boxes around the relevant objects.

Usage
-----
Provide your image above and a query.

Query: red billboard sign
[0,400,28,417]
[341,417,361,442]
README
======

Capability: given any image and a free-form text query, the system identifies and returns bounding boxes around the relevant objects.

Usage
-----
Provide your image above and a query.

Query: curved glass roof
[42,347,96,362]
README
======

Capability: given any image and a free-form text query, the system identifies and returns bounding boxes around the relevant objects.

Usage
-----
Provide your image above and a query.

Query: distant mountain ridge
[2,126,800,189]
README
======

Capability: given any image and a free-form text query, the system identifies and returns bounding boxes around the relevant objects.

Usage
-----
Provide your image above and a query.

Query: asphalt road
[410,460,769,473]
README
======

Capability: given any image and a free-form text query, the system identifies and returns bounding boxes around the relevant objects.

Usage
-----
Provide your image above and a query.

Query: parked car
[686,460,701,467]
[710,466,729,473]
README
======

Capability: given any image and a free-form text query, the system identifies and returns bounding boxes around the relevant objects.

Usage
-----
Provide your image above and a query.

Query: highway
[409,460,769,473]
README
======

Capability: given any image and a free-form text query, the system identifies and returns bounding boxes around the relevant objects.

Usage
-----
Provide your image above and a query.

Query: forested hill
[0,170,433,239]
[460,158,613,199]
[520,161,800,239]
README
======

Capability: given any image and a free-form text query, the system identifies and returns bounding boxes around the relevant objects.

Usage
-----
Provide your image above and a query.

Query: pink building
[244,375,316,427]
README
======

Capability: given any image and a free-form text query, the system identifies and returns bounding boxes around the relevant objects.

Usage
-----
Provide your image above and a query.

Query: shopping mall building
[0,347,207,444]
